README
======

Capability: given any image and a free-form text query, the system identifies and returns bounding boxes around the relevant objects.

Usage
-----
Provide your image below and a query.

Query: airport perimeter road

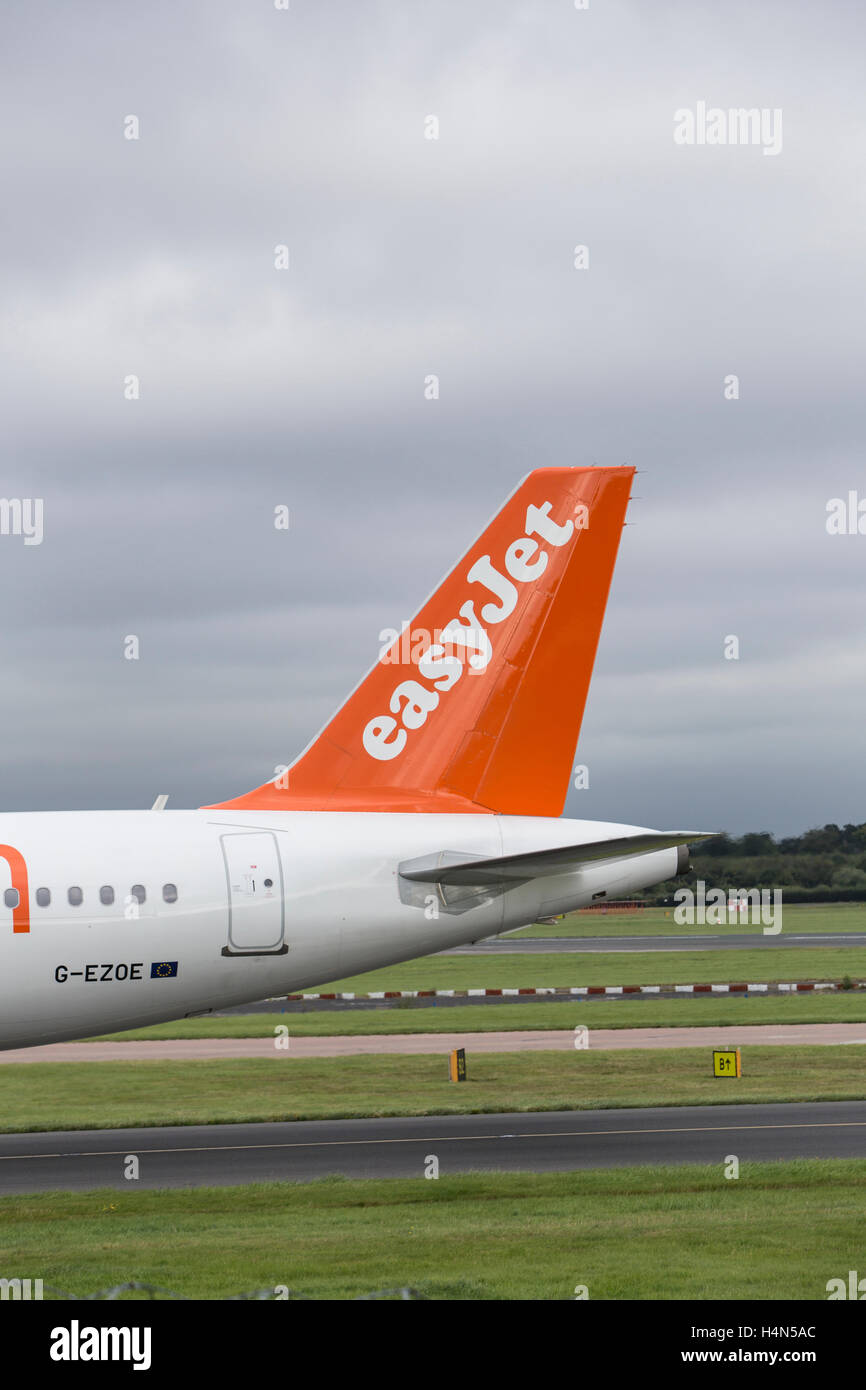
[4,1023,866,1063]
[443,933,866,953]
[1,1101,865,1193]
[3,1023,866,1062]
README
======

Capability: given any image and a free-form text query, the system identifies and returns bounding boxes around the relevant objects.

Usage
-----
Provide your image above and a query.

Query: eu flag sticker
[150,961,178,979]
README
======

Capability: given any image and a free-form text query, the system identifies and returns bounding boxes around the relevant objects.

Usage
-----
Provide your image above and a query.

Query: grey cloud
[0,0,864,832]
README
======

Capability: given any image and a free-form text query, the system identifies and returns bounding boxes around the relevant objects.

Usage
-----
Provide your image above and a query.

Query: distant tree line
[649,823,866,903]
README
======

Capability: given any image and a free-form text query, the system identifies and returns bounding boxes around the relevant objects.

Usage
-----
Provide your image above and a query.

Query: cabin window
[35,887,51,907]
[162,883,177,903]
[130,884,146,904]
[4,888,19,908]
[68,887,83,906]
[100,885,115,905]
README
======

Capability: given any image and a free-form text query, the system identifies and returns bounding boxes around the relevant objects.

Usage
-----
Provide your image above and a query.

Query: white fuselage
[0,810,679,1049]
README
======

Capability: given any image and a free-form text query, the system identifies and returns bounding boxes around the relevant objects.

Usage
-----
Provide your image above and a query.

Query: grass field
[92,990,866,1040]
[3,1046,866,1132]
[309,947,866,993]
[512,903,866,938]
[3,1161,863,1299]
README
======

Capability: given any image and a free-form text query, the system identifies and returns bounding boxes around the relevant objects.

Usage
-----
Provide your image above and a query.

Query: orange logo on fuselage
[0,845,30,933]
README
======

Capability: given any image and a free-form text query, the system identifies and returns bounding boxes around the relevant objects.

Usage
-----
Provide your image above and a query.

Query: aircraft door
[220,831,287,956]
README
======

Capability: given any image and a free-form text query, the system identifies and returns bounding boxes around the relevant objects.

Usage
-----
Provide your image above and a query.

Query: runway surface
[3,1022,866,1062]
[1,1101,864,1192]
[444,933,866,953]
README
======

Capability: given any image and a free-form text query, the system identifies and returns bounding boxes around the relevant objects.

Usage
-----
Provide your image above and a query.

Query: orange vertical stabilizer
[206,466,634,816]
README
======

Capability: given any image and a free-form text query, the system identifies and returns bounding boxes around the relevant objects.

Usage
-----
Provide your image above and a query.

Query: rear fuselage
[0,810,679,1049]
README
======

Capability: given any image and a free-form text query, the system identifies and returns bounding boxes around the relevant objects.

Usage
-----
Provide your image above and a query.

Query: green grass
[3,1046,866,1133]
[3,1161,864,1299]
[310,947,866,993]
[92,990,866,1040]
[512,902,866,938]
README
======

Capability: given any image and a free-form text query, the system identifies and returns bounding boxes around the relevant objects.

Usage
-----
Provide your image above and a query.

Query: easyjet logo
[362,499,587,761]
[0,845,30,933]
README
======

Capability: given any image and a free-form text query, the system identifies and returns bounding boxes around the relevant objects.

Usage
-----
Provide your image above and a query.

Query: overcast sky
[0,1,863,835]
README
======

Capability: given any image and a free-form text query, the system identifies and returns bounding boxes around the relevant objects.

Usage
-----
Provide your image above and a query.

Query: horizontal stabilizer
[399,831,715,887]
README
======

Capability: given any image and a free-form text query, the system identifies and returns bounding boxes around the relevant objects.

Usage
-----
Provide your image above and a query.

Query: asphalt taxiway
[1,1101,864,1192]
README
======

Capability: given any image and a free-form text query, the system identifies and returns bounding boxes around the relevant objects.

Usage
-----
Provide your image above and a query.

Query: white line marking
[3,1117,866,1163]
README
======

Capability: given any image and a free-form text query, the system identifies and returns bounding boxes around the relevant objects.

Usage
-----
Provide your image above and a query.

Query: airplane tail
[207,466,634,816]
